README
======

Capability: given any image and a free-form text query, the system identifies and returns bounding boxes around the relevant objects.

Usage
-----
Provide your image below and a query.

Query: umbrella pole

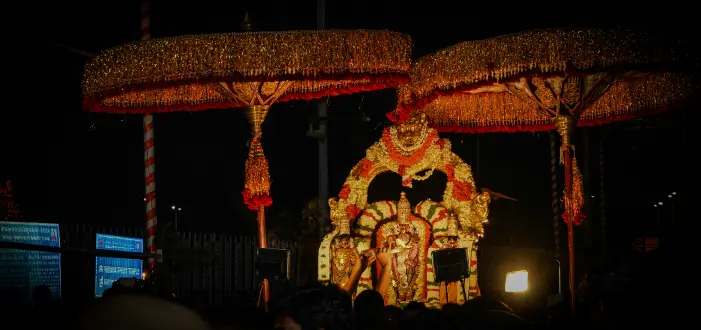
[141,1,158,273]
[563,147,576,314]
[554,115,577,314]
[257,206,270,310]
[244,105,273,311]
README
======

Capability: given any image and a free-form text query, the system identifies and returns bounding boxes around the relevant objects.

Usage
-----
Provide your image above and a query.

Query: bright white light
[505,270,528,293]
[654,205,658,208]
[171,205,176,210]
[668,195,673,198]
[658,202,663,206]
[590,195,595,198]
[672,192,677,195]
[143,198,147,201]
[178,207,182,211]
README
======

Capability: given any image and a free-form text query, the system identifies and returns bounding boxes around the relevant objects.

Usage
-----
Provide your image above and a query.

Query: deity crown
[338,214,351,235]
[398,192,411,211]
[328,198,344,222]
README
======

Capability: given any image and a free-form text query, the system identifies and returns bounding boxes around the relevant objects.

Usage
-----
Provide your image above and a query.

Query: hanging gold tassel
[242,105,273,210]
[554,115,586,225]
[562,156,586,225]
[568,157,586,225]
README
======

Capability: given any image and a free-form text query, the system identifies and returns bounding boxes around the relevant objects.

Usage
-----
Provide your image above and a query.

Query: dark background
[2,1,693,254]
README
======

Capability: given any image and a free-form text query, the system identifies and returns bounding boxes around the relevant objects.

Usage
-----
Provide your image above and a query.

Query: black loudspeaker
[256,248,290,280]
[432,248,469,283]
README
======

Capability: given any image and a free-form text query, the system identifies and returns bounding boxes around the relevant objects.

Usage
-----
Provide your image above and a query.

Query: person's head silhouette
[32,285,52,305]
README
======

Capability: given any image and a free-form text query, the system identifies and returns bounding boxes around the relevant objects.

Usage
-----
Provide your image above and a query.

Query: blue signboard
[95,234,143,253]
[0,221,62,302]
[94,257,142,297]
[94,234,143,297]
[0,221,61,247]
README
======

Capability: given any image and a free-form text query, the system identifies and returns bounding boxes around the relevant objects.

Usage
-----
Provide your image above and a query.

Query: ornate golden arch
[330,112,491,236]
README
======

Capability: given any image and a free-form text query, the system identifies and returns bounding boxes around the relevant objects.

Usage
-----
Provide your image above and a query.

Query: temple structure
[318,112,490,307]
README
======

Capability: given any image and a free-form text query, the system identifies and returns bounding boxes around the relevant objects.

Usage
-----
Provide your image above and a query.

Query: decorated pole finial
[245,104,269,137]
[553,115,576,150]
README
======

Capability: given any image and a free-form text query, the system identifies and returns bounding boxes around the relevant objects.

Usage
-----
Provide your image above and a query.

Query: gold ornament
[338,214,352,236]
[446,213,459,237]
[391,113,430,154]
[397,192,411,224]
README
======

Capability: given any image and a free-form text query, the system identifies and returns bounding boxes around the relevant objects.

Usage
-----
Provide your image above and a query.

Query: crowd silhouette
[0,242,691,330]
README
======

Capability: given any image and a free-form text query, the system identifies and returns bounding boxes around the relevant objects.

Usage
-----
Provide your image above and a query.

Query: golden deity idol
[330,214,358,287]
[376,192,431,304]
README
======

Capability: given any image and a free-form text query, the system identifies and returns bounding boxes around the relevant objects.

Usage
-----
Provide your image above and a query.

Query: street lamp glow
[178,207,182,211]
[171,205,176,210]
[668,195,673,198]
[672,192,677,196]
[143,197,147,201]
[654,204,657,208]
[658,202,663,206]
[505,270,528,293]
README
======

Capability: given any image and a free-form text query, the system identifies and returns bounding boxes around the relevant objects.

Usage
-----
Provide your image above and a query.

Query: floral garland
[331,125,490,237]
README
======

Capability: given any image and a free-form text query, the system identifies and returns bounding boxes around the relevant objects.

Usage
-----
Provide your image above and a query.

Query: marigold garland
[452,181,472,201]
[359,159,374,178]
[339,184,351,200]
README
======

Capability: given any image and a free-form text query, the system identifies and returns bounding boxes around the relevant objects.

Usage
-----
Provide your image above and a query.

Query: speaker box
[432,248,469,283]
[256,248,290,280]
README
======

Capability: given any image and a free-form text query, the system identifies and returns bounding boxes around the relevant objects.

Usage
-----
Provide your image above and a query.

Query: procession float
[318,111,490,307]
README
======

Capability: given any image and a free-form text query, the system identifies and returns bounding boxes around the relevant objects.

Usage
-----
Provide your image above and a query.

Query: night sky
[3,1,694,253]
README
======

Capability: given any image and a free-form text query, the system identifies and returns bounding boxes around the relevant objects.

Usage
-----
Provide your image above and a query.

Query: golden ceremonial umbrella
[388,28,698,312]
[83,27,412,306]
[83,28,411,209]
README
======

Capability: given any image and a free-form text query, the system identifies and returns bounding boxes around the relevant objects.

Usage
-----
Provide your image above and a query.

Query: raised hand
[360,249,376,267]
[377,246,391,267]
